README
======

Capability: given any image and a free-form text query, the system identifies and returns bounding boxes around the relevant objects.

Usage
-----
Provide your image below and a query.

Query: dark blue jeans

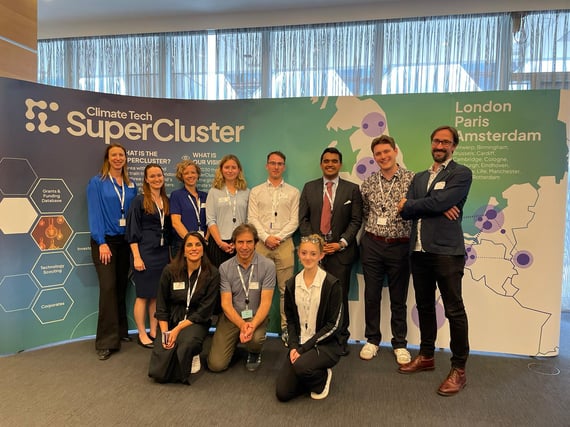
[411,251,469,368]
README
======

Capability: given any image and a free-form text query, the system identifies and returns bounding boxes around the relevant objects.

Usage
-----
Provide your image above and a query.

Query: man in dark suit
[397,125,472,396]
[299,147,363,354]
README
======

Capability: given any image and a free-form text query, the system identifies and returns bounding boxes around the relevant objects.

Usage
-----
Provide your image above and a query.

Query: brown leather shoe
[437,368,466,396]
[398,355,435,374]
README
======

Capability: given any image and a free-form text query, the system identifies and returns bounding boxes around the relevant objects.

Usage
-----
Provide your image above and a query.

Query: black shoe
[121,336,132,342]
[245,352,262,372]
[97,349,112,361]
[137,337,154,349]
[340,345,350,357]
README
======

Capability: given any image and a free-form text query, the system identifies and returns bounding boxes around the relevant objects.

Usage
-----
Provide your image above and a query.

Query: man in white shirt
[248,151,300,346]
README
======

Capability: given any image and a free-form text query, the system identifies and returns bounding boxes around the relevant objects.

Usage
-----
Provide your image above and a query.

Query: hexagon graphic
[0,197,38,234]
[30,178,73,214]
[32,287,74,324]
[0,157,38,195]
[0,274,40,312]
[30,215,73,251]
[66,232,93,266]
[31,252,74,288]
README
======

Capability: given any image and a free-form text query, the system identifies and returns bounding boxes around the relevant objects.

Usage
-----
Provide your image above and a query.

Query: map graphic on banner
[0,77,567,357]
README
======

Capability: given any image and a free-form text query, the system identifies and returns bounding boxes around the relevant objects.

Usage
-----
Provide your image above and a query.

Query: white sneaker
[359,342,379,360]
[394,348,411,365]
[311,368,332,400]
[191,355,201,374]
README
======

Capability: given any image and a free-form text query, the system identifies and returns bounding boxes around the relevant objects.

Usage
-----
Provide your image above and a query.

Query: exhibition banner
[0,77,568,356]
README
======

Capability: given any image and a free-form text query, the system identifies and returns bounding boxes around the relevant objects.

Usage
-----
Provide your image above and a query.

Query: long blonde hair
[211,154,247,190]
[99,143,132,186]
[142,164,169,215]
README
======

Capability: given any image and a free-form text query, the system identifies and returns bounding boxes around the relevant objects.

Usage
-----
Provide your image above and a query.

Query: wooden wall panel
[0,40,37,81]
[0,0,37,81]
[0,3,37,49]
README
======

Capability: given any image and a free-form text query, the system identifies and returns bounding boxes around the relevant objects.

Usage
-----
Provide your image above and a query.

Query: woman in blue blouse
[87,143,137,361]
[205,154,249,267]
[170,160,208,257]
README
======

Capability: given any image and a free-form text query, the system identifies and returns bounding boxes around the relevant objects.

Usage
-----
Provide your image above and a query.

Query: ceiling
[37,0,387,23]
[37,0,568,39]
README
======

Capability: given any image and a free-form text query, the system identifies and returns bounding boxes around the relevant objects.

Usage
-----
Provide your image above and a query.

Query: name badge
[249,281,259,290]
[434,181,446,190]
[377,217,388,226]
[173,281,185,290]
[119,218,126,227]
[219,196,230,204]
[241,309,253,319]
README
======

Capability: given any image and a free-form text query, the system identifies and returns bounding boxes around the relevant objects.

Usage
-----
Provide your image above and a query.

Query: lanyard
[237,264,255,309]
[154,199,165,246]
[225,187,238,224]
[109,174,126,217]
[270,184,282,229]
[185,267,201,320]
[187,191,202,227]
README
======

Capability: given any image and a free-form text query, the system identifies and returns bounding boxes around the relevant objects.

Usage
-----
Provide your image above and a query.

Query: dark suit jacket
[299,177,363,264]
[400,160,472,256]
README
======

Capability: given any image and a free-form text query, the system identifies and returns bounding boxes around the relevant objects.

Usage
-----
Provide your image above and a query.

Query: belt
[366,232,409,244]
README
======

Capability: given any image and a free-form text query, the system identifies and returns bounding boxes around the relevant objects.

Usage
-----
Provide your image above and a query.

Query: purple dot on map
[361,112,387,137]
[474,204,505,233]
[355,156,380,181]
[513,250,533,268]
[465,245,477,266]
[501,229,506,234]
[411,300,446,330]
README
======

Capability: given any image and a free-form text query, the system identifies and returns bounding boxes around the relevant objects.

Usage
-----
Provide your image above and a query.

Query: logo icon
[25,99,60,134]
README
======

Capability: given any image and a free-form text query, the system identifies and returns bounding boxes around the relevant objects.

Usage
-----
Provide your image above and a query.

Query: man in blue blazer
[397,125,472,396]
[299,147,363,354]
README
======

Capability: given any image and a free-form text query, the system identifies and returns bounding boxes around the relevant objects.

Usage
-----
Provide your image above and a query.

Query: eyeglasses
[267,161,285,167]
[431,139,454,147]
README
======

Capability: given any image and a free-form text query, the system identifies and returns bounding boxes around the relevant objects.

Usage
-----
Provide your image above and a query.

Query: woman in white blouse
[276,234,343,401]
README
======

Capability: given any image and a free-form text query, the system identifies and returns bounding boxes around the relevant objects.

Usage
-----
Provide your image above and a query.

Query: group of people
[87,124,472,400]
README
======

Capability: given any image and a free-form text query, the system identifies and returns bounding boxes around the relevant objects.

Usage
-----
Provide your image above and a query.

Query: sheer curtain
[37,10,570,309]
[382,14,513,93]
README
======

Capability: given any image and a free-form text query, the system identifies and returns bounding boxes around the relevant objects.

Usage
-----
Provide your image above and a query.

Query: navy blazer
[299,177,363,264]
[401,160,472,256]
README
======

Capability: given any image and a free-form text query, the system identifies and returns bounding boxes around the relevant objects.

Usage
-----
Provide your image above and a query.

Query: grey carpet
[1,314,569,427]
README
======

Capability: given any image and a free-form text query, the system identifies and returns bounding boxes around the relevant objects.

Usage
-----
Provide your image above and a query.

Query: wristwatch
[339,241,347,251]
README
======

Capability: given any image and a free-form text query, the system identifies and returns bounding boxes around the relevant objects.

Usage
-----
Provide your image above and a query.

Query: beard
[431,149,449,163]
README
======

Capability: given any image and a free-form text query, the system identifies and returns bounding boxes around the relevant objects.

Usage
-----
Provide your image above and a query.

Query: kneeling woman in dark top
[276,234,343,401]
[149,232,219,384]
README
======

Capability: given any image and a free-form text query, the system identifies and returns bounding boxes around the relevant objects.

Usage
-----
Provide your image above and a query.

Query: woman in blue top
[87,143,137,361]
[127,164,171,348]
[170,160,208,257]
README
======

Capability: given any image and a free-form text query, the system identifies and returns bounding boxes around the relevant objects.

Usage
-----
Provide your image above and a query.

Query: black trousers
[411,251,469,368]
[361,233,410,348]
[275,345,340,402]
[321,254,351,346]
[91,235,130,350]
